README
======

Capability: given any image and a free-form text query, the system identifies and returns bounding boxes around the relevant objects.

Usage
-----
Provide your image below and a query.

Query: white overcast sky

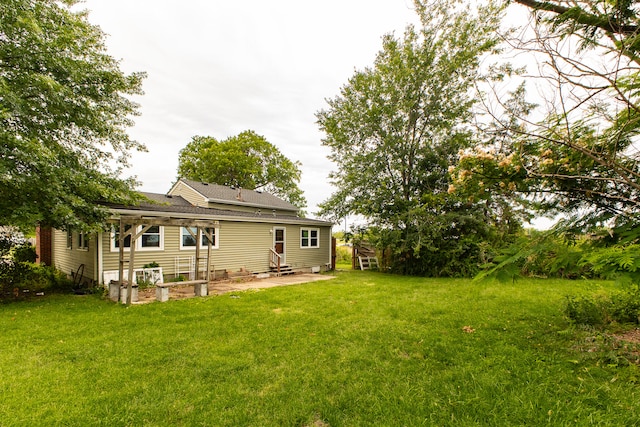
[78,0,421,218]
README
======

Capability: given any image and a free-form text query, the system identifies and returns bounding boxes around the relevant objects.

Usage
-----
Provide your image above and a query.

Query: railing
[269,249,281,274]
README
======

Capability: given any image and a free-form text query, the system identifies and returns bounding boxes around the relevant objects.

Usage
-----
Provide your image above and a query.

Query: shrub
[143,261,160,269]
[564,295,608,327]
[0,233,73,300]
[564,287,640,327]
[609,287,640,324]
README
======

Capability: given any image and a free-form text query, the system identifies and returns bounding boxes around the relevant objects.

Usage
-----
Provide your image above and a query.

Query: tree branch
[513,0,639,35]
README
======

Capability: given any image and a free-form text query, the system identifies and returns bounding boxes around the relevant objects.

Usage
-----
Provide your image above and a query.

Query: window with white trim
[180,227,218,250]
[78,233,89,250]
[111,225,164,251]
[112,225,132,249]
[140,226,162,249]
[300,228,319,248]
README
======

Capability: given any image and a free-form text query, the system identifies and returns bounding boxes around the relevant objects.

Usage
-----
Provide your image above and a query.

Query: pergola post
[118,218,125,301]
[112,216,219,303]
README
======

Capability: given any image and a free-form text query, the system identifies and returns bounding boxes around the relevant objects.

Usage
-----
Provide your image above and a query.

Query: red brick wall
[36,226,52,266]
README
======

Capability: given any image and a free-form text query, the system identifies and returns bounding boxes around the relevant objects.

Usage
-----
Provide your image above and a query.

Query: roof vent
[236,187,243,201]
[166,195,172,198]
[201,182,208,186]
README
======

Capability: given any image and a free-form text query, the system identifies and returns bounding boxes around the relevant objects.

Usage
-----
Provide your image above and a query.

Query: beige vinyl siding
[284,225,332,269]
[211,222,331,272]
[212,221,274,272]
[100,221,331,280]
[52,229,97,282]
[168,181,208,206]
[101,226,213,280]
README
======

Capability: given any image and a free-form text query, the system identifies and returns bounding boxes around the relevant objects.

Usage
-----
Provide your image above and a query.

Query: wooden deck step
[270,264,294,275]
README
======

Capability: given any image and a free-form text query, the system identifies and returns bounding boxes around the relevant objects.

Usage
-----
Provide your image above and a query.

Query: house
[37,178,334,287]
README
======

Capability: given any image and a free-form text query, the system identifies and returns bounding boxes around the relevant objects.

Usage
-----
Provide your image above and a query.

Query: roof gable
[171,179,299,213]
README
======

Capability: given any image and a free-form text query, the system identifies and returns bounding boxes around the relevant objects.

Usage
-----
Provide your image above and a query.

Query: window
[180,227,218,249]
[113,225,132,249]
[140,226,161,248]
[111,225,164,251]
[66,230,73,249]
[300,228,319,248]
[78,233,89,250]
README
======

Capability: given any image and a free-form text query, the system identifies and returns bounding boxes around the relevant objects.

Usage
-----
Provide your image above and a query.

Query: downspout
[328,225,333,270]
[97,232,103,287]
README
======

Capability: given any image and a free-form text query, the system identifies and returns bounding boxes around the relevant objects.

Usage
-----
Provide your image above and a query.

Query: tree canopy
[0,0,146,231]
[453,0,640,235]
[177,130,307,210]
[317,1,513,276]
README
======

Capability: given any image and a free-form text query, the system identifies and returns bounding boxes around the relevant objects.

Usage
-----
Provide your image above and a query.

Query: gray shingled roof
[107,192,331,226]
[140,192,192,206]
[179,178,300,212]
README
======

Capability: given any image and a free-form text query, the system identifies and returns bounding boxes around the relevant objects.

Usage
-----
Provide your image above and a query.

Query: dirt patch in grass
[614,328,640,344]
[611,328,640,364]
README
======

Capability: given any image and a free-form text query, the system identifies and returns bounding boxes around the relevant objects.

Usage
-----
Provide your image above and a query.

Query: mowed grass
[1,271,639,426]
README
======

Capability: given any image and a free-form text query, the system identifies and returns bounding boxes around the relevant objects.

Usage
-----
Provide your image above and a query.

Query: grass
[1,270,639,426]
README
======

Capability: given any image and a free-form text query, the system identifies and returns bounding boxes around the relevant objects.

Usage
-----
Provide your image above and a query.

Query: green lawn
[1,271,639,426]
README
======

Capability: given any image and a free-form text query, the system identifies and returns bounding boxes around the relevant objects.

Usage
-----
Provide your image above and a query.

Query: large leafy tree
[447,0,640,284]
[317,0,512,276]
[456,0,640,234]
[1,0,145,231]
[177,130,307,210]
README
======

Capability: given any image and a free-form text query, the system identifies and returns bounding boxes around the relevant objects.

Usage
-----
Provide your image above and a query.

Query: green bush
[564,288,640,327]
[564,295,608,327]
[0,234,73,300]
[609,287,640,324]
[23,264,74,292]
[335,246,352,264]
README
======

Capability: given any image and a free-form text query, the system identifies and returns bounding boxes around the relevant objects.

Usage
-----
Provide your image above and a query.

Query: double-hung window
[300,228,319,248]
[180,227,218,250]
[140,226,161,248]
[111,225,164,251]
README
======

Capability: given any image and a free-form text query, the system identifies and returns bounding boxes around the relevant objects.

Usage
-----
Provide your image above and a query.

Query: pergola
[112,215,220,305]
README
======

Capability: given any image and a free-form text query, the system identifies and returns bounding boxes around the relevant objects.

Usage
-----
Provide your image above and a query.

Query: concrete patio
[135,273,337,303]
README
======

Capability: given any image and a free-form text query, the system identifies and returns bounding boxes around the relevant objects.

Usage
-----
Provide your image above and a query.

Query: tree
[316,1,513,276]
[177,130,307,210]
[0,0,146,232]
[454,0,640,235]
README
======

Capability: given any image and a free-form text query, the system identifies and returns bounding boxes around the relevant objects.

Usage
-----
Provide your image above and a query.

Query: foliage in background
[452,0,640,234]
[476,229,594,282]
[0,234,72,300]
[0,0,146,232]
[177,130,306,210]
[317,0,520,277]
[334,245,351,266]
[446,2,640,327]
